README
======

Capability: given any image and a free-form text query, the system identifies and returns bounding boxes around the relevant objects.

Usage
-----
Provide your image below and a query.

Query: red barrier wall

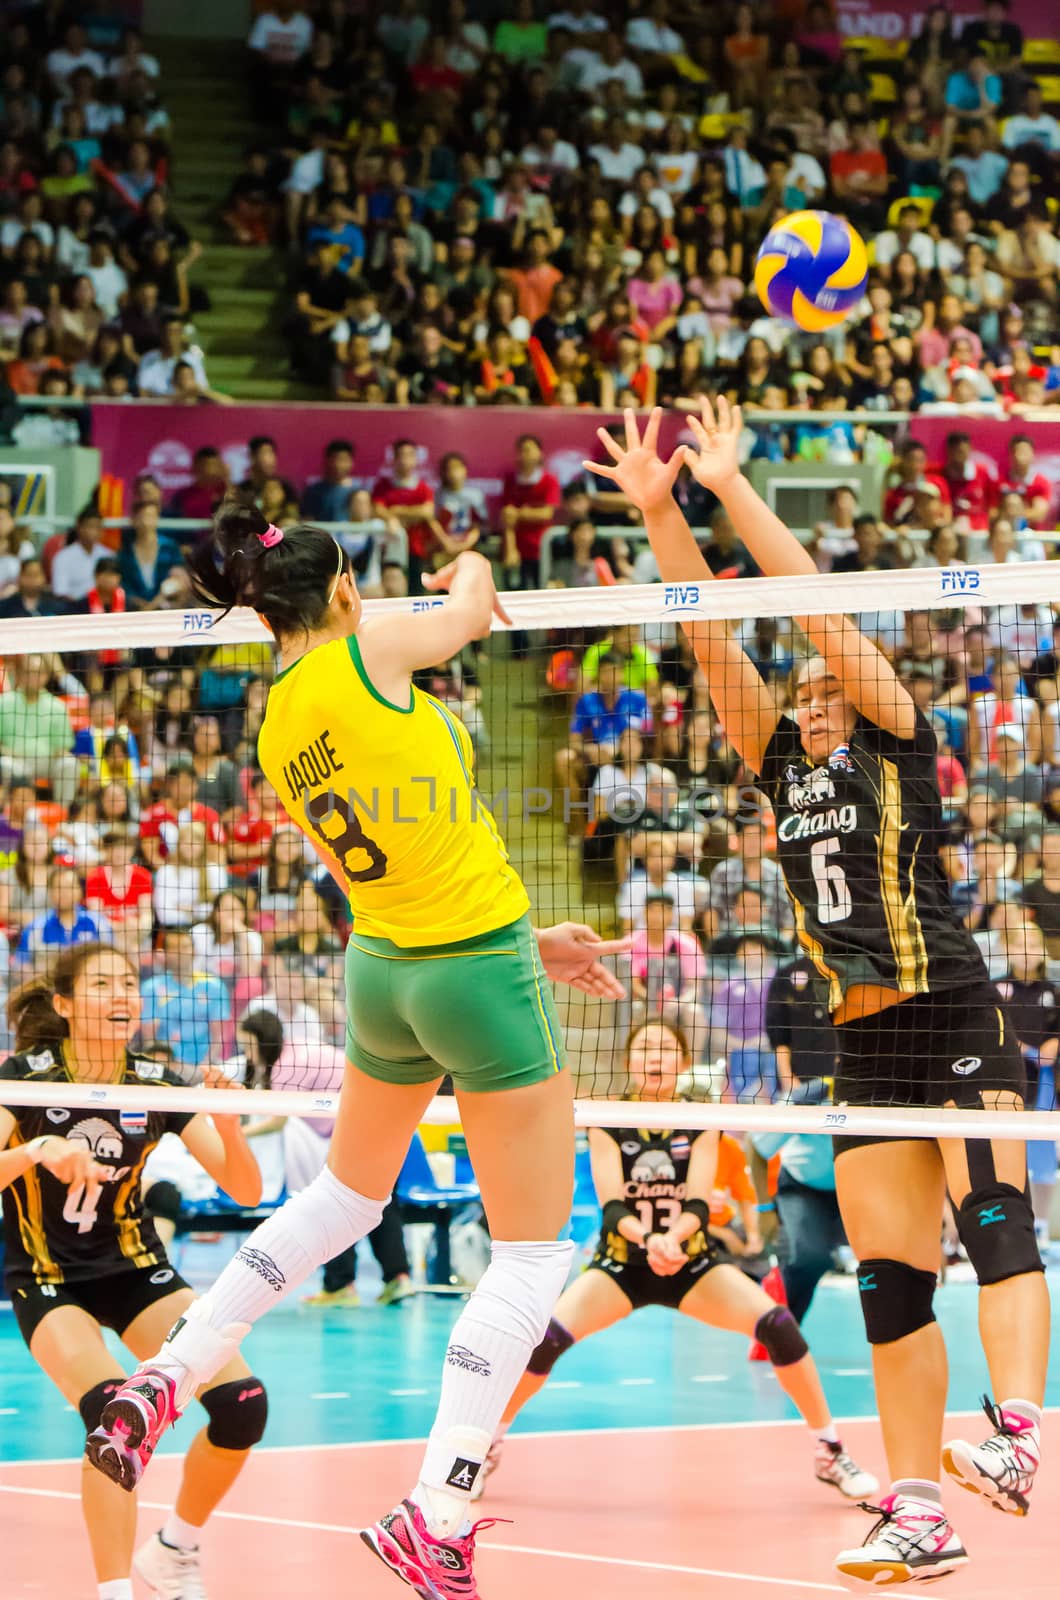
[90,402,1060,512]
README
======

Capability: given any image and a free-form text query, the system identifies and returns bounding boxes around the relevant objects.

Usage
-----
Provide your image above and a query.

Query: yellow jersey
[257,634,530,946]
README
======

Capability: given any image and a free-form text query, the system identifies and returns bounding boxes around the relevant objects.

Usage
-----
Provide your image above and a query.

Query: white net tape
[0,559,1054,652]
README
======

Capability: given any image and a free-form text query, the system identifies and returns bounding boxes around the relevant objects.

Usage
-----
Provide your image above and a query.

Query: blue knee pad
[527,1318,574,1376]
[200,1377,268,1450]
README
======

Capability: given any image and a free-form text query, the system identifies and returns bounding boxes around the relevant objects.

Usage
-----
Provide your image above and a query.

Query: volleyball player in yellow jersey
[87,499,630,1600]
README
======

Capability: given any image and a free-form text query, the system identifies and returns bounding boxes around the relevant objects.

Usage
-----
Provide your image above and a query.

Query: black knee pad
[956,1183,1043,1286]
[79,1378,123,1433]
[527,1318,574,1376]
[857,1258,937,1345]
[754,1305,809,1368]
[200,1377,268,1450]
[144,1180,183,1226]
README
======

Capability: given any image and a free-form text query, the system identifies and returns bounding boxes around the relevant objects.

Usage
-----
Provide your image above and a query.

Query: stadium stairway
[155,37,317,401]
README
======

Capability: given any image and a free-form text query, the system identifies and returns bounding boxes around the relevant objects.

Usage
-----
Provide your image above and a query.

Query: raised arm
[357,551,511,690]
[584,409,781,773]
[680,400,916,742]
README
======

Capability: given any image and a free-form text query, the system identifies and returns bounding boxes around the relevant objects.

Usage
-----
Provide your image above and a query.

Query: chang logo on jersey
[67,1117,125,1169]
[784,764,836,811]
[951,1056,982,1077]
[630,1149,676,1184]
[778,804,858,843]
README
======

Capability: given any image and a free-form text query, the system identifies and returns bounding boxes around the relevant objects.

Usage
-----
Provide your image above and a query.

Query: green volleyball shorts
[344,913,566,1092]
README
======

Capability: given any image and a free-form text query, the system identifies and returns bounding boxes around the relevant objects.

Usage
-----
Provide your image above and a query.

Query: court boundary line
[0,1483,847,1592]
[2,1405,1056,1471]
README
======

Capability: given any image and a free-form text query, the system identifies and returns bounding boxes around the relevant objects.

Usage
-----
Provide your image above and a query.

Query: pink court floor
[1,1413,1057,1600]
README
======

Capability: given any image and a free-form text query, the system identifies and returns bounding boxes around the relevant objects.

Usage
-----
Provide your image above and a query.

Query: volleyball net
[1,559,1059,1142]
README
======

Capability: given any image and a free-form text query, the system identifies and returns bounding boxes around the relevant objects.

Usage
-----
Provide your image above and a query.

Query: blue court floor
[2,1237,1059,1466]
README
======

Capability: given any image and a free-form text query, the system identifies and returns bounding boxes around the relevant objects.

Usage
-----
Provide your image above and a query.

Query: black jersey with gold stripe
[0,1047,194,1287]
[596,1126,709,1266]
[758,709,985,1012]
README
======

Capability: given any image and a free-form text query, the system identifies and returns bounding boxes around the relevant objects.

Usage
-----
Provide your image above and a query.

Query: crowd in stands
[228,0,1060,415]
[3,1,1058,422]
[0,410,1057,1148]
[0,5,219,425]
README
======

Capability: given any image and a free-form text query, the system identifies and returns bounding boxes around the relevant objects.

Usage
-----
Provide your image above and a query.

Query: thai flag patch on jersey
[119,1109,148,1135]
[670,1135,691,1161]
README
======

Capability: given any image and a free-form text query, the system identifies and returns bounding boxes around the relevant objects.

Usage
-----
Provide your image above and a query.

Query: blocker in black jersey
[589,1126,721,1310]
[759,707,986,1011]
[0,1045,194,1290]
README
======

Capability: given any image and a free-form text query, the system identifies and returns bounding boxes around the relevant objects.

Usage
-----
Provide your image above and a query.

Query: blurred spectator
[84,828,153,944]
[710,934,778,1102]
[152,819,227,930]
[0,654,78,806]
[17,864,109,965]
[49,506,111,602]
[500,433,561,587]
[630,888,708,1062]
[118,501,185,610]
[301,438,356,522]
[141,926,231,1072]
[618,833,708,934]
[371,439,435,592]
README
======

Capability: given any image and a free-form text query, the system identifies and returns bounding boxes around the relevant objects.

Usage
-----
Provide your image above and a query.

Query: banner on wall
[89,403,637,513]
[835,0,1054,40]
[90,403,1060,513]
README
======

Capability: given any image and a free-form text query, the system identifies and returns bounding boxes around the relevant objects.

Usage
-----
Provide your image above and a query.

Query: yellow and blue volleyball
[754,211,868,332]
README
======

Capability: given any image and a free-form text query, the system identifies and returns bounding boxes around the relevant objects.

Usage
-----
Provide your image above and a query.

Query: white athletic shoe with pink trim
[834,1494,968,1587]
[360,1498,506,1599]
[943,1396,1041,1516]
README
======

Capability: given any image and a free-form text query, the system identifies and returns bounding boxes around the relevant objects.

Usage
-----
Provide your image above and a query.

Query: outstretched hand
[535,922,633,999]
[582,408,684,514]
[682,396,743,494]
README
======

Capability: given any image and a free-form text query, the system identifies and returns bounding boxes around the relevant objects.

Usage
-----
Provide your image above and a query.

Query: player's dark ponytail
[186,495,350,638]
[8,943,134,1053]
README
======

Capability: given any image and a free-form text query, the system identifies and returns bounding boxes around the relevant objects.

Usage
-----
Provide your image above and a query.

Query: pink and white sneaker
[944,1396,1041,1516]
[834,1494,968,1587]
[84,1367,181,1492]
[360,1498,506,1599]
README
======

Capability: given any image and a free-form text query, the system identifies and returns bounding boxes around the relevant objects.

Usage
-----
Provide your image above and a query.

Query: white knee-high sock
[153,1168,386,1405]
[414,1238,574,1536]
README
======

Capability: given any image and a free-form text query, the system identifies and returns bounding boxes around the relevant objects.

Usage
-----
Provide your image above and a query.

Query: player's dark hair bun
[185,495,348,638]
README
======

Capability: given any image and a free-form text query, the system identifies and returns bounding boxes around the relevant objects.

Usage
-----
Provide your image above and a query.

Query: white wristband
[26,1135,51,1164]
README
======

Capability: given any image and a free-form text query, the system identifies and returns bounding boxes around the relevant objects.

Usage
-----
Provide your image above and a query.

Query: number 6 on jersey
[810,836,852,925]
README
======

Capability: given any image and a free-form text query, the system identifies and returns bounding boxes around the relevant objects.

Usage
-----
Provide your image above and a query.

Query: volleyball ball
[754,211,868,332]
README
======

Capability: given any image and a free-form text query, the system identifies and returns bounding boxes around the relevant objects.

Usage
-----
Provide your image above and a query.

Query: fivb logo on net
[663,583,703,617]
[940,568,981,595]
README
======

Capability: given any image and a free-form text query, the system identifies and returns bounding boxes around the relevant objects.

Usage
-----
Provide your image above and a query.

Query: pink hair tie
[259,524,284,548]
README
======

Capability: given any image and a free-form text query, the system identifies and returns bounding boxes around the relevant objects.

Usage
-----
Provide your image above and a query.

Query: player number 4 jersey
[0,1047,194,1286]
[758,709,985,1011]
